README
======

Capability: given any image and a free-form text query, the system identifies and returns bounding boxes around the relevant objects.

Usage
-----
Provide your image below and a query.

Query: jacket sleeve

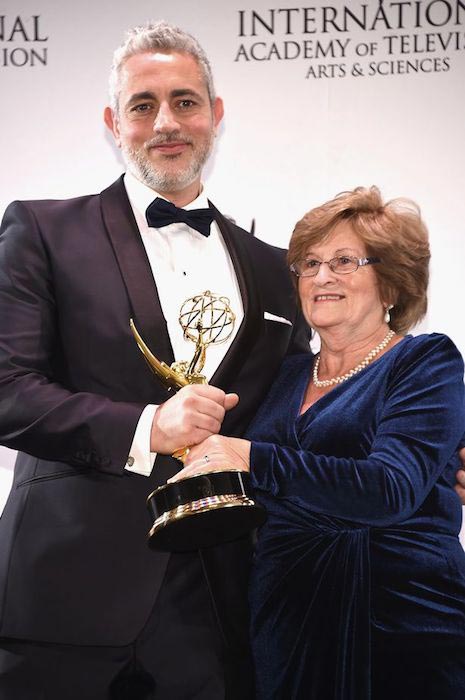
[0,201,145,475]
[250,335,465,526]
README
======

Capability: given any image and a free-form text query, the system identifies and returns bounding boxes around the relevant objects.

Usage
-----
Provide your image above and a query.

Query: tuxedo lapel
[99,177,175,366]
[208,202,264,391]
[100,178,179,487]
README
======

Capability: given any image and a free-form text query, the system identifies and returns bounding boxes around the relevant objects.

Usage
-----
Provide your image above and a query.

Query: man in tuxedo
[0,20,309,699]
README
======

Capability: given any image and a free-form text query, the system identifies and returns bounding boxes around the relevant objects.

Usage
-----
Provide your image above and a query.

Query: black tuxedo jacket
[0,177,310,652]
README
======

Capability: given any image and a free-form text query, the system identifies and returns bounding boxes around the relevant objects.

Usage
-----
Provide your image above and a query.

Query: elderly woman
[173,187,465,699]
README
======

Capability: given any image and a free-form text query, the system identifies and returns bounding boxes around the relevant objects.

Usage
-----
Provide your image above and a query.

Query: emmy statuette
[130,291,266,551]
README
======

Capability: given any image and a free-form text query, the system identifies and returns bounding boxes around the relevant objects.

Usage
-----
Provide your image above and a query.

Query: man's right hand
[150,384,239,455]
[455,468,465,505]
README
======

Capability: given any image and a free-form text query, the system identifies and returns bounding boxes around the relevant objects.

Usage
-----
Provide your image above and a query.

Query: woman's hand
[168,434,251,483]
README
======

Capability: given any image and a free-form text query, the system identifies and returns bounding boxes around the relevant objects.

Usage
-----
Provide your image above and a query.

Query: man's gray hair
[109,20,216,113]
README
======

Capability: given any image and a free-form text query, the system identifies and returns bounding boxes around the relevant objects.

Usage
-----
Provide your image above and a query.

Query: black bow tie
[146,197,214,237]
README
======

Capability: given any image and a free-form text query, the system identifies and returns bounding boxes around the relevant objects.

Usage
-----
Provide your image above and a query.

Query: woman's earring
[384,304,394,324]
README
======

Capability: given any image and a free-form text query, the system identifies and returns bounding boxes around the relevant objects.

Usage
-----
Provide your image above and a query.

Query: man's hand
[150,385,239,454]
[455,447,465,504]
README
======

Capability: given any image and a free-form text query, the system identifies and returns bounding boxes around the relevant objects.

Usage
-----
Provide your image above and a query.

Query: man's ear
[104,106,121,148]
[213,97,224,131]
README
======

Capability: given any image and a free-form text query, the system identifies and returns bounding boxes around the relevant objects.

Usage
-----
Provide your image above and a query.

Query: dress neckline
[298,334,410,417]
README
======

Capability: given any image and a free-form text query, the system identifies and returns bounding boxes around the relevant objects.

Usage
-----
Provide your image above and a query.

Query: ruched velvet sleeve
[249,334,465,526]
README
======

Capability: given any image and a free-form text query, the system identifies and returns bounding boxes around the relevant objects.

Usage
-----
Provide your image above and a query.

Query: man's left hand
[454,447,465,504]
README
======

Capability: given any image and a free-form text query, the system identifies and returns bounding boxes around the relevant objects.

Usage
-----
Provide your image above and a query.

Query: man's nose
[153,103,179,132]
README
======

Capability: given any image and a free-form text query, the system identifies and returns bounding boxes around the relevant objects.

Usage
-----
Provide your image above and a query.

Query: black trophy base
[146,470,266,552]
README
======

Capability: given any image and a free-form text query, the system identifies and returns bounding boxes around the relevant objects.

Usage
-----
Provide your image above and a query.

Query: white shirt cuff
[124,404,158,477]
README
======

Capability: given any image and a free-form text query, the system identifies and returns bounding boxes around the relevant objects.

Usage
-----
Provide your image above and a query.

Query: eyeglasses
[290,255,381,278]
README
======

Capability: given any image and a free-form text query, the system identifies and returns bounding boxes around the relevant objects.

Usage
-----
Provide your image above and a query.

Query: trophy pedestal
[147,470,266,551]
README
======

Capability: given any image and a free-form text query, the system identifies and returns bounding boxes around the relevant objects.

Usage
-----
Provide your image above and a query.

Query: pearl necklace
[313,329,396,388]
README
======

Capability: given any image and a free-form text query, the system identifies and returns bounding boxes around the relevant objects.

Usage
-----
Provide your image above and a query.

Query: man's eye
[131,103,152,113]
[177,99,195,109]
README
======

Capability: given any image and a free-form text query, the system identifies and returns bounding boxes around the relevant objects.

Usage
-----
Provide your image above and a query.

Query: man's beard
[121,132,214,193]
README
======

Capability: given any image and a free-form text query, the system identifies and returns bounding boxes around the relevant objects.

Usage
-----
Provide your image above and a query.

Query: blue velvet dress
[247,334,465,699]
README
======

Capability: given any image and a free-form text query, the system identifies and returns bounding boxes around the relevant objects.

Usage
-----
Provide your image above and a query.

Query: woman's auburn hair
[287,186,430,334]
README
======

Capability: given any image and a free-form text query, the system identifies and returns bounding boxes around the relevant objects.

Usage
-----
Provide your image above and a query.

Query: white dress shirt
[123,171,244,476]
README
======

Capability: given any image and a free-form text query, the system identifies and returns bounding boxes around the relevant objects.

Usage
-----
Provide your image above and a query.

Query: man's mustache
[144,134,193,149]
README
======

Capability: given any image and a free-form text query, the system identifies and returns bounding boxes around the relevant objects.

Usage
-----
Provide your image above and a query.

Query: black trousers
[0,552,225,700]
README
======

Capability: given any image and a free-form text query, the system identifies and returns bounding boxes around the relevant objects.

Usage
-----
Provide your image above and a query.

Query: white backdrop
[1,0,465,538]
